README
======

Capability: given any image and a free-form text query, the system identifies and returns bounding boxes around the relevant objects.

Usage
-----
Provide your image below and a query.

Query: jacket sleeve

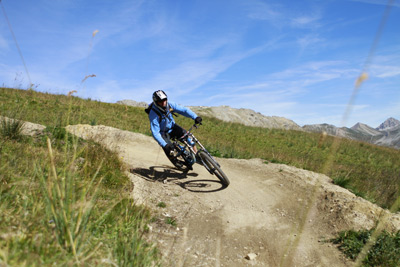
[169,102,197,120]
[149,110,168,147]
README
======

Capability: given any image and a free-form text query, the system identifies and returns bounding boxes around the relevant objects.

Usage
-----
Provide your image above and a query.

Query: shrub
[0,116,25,140]
[332,176,351,188]
[331,229,400,266]
[331,229,371,259]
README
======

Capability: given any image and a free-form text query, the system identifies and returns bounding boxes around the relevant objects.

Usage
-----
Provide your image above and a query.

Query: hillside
[117,99,400,149]
[2,88,400,265]
[117,100,301,130]
[2,88,400,209]
[65,123,400,266]
[11,120,400,266]
[189,105,301,130]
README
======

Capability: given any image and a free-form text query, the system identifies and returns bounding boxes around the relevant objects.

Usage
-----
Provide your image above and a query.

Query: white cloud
[291,14,321,28]
[369,52,400,78]
[196,60,365,125]
[123,37,278,102]
[0,34,9,51]
[297,34,324,49]
[268,61,357,85]
[89,80,124,102]
[372,65,400,78]
[246,1,323,30]
[349,0,400,7]
[246,1,281,22]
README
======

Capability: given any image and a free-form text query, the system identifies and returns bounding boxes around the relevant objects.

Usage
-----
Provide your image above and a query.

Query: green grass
[0,87,151,135]
[157,202,167,208]
[165,217,177,227]
[333,176,351,188]
[331,229,400,266]
[0,115,25,141]
[1,87,399,210]
[1,87,399,265]
[0,114,160,265]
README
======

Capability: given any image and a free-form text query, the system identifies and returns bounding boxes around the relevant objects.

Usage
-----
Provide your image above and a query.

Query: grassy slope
[1,87,399,209]
[1,87,400,265]
[0,89,160,265]
[1,137,159,265]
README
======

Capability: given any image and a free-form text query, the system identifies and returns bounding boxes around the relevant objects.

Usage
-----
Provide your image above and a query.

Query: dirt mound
[66,124,400,266]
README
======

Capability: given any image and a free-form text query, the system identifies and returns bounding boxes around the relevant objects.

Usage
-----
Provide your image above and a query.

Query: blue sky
[1,0,399,127]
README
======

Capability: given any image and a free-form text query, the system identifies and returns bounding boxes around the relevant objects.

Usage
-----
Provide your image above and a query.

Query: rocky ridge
[117,100,301,130]
[376,117,400,131]
[189,105,301,130]
[304,118,400,149]
[116,99,148,108]
[117,100,400,149]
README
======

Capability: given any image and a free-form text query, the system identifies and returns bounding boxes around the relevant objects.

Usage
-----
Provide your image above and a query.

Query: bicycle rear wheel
[168,146,195,172]
[168,156,191,171]
[198,151,230,186]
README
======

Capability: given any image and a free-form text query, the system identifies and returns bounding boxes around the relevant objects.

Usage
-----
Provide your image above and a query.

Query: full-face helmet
[152,90,168,103]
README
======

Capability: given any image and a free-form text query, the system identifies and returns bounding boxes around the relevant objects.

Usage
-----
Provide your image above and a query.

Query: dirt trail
[66,124,400,267]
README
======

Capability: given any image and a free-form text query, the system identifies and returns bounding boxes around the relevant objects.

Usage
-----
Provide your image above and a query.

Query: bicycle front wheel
[198,151,230,186]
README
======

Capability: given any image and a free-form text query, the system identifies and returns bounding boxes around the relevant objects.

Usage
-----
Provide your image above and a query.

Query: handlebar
[188,122,202,133]
[177,123,201,143]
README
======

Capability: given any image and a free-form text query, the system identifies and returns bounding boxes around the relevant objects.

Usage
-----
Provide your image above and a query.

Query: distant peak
[351,122,374,131]
[376,117,400,131]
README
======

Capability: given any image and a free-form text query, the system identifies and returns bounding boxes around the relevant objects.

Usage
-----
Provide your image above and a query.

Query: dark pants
[161,124,186,157]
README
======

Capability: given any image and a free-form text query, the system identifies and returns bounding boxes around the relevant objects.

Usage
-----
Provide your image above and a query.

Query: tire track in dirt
[66,124,400,267]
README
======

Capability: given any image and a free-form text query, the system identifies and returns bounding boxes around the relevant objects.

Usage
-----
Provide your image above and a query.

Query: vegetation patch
[0,125,159,265]
[157,202,167,208]
[0,116,25,141]
[331,229,400,266]
[1,86,400,265]
[165,217,177,227]
[1,87,399,210]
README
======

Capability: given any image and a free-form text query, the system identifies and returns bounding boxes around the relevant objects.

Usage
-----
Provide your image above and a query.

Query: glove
[163,143,174,155]
[195,116,202,124]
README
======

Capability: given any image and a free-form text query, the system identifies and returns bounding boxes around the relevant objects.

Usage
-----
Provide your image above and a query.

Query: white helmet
[152,90,167,103]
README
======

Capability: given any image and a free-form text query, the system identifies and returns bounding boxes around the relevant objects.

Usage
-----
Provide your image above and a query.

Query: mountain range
[117,100,400,150]
[303,118,400,149]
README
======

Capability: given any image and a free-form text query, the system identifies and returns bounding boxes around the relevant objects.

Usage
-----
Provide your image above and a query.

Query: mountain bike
[168,123,230,187]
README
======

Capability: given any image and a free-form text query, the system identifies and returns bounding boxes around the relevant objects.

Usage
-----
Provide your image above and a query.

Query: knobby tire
[198,151,230,186]
[168,146,194,172]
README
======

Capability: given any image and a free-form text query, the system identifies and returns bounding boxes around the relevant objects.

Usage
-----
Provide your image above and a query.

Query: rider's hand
[163,143,174,155]
[195,116,202,124]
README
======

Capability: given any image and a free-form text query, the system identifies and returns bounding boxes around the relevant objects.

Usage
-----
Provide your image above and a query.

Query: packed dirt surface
[65,124,400,267]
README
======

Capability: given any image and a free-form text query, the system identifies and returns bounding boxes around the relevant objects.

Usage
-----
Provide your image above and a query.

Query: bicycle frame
[172,124,213,166]
[170,123,230,186]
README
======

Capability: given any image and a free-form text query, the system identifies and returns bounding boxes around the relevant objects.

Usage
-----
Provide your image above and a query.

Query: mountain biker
[147,90,202,162]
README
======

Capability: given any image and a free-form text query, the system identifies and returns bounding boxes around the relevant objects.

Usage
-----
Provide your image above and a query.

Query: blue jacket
[149,101,197,147]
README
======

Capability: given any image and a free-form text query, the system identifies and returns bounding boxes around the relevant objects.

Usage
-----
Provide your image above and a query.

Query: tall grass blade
[37,138,105,262]
[0,116,25,140]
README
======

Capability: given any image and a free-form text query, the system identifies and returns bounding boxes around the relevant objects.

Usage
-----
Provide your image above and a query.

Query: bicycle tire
[198,151,230,186]
[168,156,190,171]
[168,146,195,172]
